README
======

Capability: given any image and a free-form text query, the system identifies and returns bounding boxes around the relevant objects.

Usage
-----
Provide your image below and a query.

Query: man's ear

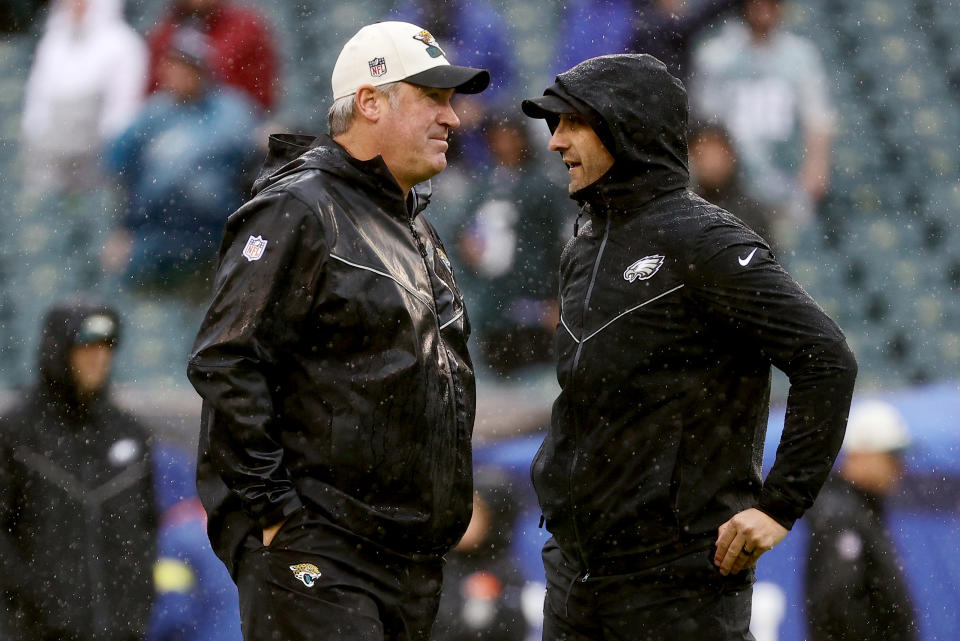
[354,85,382,123]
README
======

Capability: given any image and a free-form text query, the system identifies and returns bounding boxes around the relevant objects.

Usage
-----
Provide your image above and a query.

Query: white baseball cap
[331,21,490,100]
[842,400,911,454]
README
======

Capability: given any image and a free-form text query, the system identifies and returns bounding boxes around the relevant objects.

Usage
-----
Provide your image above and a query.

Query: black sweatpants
[542,538,756,641]
[235,508,444,641]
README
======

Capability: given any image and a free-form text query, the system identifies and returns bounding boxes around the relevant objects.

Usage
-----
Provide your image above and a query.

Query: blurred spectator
[390,0,515,168]
[691,0,833,233]
[632,0,743,81]
[454,110,567,376]
[555,0,743,80]
[104,26,259,296]
[432,467,528,641]
[553,0,636,74]
[20,0,147,199]
[147,0,277,112]
[0,301,157,641]
[689,121,774,246]
[148,442,242,641]
[804,400,919,641]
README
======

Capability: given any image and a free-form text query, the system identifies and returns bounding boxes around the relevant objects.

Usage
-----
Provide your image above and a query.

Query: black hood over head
[524,53,690,209]
[36,300,120,409]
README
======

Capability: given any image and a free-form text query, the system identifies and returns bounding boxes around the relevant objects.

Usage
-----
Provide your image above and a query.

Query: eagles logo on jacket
[530,54,857,577]
[188,134,476,576]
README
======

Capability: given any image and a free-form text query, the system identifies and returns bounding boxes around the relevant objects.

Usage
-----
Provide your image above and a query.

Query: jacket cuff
[755,488,802,531]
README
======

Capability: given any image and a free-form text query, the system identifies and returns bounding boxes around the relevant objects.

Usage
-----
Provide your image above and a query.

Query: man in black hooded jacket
[187,20,488,641]
[521,54,857,639]
[0,301,156,641]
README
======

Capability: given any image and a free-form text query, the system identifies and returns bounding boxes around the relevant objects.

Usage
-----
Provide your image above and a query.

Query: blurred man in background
[692,0,833,238]
[689,121,774,246]
[104,26,259,297]
[455,109,567,376]
[804,400,919,641]
[20,0,147,200]
[432,466,528,641]
[0,301,156,641]
[147,0,277,112]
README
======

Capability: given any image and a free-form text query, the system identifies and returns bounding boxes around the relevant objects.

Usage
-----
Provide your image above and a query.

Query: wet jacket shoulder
[188,134,476,575]
[532,55,856,575]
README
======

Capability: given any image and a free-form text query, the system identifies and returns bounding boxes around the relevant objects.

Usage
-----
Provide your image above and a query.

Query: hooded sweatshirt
[21,0,146,194]
[529,54,857,576]
[0,302,156,641]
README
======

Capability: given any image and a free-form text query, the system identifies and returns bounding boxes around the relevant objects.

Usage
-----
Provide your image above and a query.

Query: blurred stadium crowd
[1,0,957,396]
[0,0,957,640]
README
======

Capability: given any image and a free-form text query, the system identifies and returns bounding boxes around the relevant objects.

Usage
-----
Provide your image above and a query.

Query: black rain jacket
[529,54,858,576]
[804,476,918,641]
[188,134,476,576]
[0,303,156,641]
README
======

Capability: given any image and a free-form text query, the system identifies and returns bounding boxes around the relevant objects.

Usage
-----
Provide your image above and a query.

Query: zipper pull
[572,204,586,237]
[580,572,591,583]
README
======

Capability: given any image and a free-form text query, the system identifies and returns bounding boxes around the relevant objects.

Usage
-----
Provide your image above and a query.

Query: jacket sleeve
[689,219,857,529]
[187,191,328,528]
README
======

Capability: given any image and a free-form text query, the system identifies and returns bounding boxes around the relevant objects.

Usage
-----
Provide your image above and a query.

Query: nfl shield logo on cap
[242,235,268,261]
[368,57,387,77]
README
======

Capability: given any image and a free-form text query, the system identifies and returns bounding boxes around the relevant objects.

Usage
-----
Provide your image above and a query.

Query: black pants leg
[542,539,755,641]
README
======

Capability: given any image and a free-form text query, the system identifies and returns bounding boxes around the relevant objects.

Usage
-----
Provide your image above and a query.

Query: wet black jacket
[529,55,857,576]
[0,303,156,641]
[804,476,917,641]
[188,134,476,576]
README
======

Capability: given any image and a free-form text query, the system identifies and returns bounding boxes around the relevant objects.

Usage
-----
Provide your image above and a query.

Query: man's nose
[549,130,567,152]
[440,101,461,129]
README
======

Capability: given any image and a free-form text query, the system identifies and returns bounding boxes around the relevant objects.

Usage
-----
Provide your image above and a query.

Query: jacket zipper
[566,214,612,575]
[405,216,461,424]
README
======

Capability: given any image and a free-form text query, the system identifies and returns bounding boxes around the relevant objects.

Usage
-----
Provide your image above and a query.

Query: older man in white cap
[187,21,488,641]
[804,400,918,641]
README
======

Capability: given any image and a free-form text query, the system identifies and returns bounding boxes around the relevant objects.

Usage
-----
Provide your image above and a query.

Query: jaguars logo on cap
[413,30,444,58]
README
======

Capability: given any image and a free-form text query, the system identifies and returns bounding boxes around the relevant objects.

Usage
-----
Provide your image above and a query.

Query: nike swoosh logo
[738,248,759,267]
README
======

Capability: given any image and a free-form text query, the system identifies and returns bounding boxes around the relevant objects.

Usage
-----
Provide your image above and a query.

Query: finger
[729,545,757,574]
[714,521,736,565]
[719,531,747,575]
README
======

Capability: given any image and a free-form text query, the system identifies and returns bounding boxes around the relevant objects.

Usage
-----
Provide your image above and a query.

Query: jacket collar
[253,133,430,220]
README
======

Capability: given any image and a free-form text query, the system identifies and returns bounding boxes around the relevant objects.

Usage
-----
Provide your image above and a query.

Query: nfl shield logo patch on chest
[242,235,268,261]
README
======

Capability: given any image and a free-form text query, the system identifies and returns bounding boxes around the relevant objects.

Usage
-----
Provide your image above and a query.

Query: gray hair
[328,82,403,136]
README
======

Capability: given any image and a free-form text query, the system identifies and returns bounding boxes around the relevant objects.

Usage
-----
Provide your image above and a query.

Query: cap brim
[521,94,578,119]
[403,65,490,94]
